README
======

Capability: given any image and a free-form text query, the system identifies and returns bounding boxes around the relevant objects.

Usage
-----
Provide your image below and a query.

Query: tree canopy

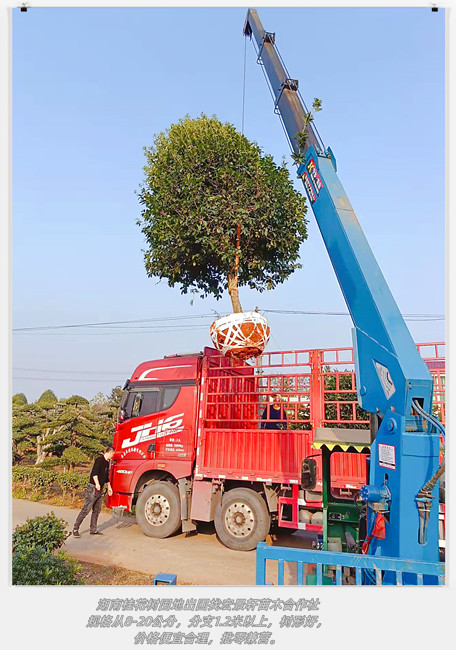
[137,114,308,312]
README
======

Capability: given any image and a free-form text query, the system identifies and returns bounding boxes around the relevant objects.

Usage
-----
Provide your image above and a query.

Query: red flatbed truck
[107,342,445,552]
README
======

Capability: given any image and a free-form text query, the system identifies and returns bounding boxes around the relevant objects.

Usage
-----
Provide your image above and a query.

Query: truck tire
[136,481,181,539]
[214,488,270,551]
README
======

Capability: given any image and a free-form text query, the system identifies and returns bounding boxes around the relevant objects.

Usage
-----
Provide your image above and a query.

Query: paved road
[12,499,315,586]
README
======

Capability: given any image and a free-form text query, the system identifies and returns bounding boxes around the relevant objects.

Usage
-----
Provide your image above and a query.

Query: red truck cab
[109,353,201,508]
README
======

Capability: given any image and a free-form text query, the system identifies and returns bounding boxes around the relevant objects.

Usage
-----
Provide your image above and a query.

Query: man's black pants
[73,483,103,534]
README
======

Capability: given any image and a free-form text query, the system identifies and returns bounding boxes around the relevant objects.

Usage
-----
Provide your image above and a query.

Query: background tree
[12,393,28,406]
[35,398,65,465]
[137,114,307,313]
[107,386,123,411]
[90,386,122,443]
[37,389,58,405]
[50,395,105,464]
[12,388,120,467]
[12,402,43,464]
[12,398,63,465]
[90,392,109,411]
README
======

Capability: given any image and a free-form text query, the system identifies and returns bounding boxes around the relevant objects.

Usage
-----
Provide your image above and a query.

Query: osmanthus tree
[137,115,308,313]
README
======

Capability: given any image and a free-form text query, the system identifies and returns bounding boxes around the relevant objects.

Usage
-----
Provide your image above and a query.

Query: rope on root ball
[210,311,270,360]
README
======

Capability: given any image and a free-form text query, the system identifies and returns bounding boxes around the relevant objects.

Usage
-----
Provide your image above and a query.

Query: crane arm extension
[244,8,432,419]
[243,9,322,157]
[245,8,442,563]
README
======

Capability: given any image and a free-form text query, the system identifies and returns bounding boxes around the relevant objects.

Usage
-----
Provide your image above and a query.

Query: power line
[12,314,215,332]
[13,376,123,383]
[264,309,445,321]
[14,325,210,336]
[13,367,129,374]
[12,309,445,334]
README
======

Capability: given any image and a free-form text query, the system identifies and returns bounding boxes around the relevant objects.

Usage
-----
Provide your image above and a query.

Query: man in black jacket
[73,446,115,537]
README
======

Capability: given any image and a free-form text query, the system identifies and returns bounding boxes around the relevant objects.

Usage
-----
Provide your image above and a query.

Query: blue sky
[12,6,445,402]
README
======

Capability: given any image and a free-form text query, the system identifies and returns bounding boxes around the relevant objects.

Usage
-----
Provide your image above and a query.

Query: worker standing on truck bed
[261,394,287,430]
[73,446,115,537]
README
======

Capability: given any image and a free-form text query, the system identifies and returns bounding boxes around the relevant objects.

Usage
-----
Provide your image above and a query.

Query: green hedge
[12,467,88,499]
[56,472,88,496]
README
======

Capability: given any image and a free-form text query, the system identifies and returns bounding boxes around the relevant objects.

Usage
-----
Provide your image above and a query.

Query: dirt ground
[76,560,167,585]
[12,498,316,586]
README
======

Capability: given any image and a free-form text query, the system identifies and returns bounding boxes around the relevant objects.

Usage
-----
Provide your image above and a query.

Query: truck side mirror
[301,458,317,490]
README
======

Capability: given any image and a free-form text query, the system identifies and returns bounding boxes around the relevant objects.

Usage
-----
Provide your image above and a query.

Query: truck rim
[144,494,170,527]
[225,501,256,538]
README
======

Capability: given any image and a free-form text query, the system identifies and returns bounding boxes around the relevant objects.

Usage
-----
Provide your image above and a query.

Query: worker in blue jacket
[261,394,287,430]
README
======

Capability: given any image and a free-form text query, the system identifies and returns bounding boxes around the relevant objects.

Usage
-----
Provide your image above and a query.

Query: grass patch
[12,486,27,499]
[12,484,112,512]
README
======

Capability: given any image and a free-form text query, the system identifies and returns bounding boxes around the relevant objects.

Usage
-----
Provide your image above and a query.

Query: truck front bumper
[106,492,133,511]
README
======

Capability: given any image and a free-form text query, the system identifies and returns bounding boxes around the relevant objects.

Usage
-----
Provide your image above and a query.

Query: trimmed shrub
[12,466,31,483]
[12,466,89,503]
[28,469,58,489]
[12,512,69,554]
[12,467,58,498]
[55,472,88,502]
[61,446,90,470]
[39,457,62,469]
[12,546,82,585]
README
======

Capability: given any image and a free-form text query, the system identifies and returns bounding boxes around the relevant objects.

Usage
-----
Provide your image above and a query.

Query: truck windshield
[118,384,181,422]
[119,388,159,421]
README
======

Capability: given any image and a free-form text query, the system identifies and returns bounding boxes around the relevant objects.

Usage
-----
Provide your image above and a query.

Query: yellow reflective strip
[312,441,369,453]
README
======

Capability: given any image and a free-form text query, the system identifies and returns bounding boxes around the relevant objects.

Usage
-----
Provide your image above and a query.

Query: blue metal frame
[256,543,444,586]
[244,9,442,563]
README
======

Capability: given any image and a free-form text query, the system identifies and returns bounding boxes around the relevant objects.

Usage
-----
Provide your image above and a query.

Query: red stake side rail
[196,341,444,534]
[197,342,445,494]
[416,342,446,425]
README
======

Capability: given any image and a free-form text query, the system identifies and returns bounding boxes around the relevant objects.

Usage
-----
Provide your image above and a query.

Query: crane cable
[412,398,445,497]
[230,34,249,312]
[241,33,247,134]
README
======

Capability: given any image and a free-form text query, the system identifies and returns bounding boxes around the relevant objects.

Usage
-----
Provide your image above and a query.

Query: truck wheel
[136,481,181,539]
[214,488,270,551]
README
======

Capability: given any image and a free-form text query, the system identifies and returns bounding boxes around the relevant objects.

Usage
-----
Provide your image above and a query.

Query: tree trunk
[36,425,63,465]
[36,429,49,465]
[36,437,43,465]
[227,273,243,314]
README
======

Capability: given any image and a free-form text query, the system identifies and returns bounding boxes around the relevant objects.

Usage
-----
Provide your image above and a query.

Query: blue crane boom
[244,8,442,566]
